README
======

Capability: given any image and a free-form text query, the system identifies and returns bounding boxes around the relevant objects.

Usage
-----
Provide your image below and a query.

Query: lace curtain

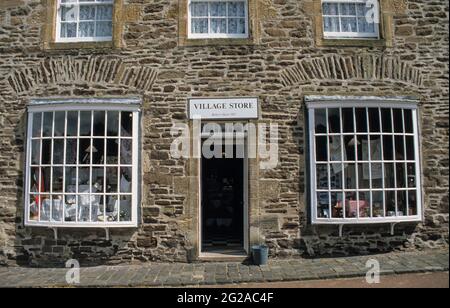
[322,2,376,34]
[60,0,113,39]
[191,1,246,35]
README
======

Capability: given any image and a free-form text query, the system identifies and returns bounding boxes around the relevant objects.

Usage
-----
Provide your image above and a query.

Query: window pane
[191,2,208,16]
[61,5,77,22]
[120,167,132,193]
[106,167,118,193]
[106,139,118,164]
[383,135,394,160]
[60,23,77,38]
[92,138,105,164]
[120,139,133,165]
[67,111,78,136]
[79,139,91,164]
[54,112,65,137]
[42,140,52,165]
[107,111,119,136]
[78,167,90,190]
[30,168,40,193]
[29,195,39,221]
[211,18,227,33]
[357,135,368,161]
[66,139,77,164]
[315,136,328,161]
[80,22,95,37]
[358,191,371,218]
[344,163,356,189]
[395,135,405,160]
[342,108,354,133]
[97,5,113,20]
[65,167,77,193]
[211,2,226,16]
[385,191,396,217]
[393,109,403,133]
[106,195,119,221]
[329,136,342,161]
[371,163,383,188]
[345,192,357,218]
[93,111,106,136]
[316,164,328,190]
[119,196,132,222]
[43,112,53,137]
[32,113,42,137]
[396,163,406,188]
[92,167,104,193]
[397,190,407,216]
[51,196,64,221]
[330,163,343,189]
[369,136,382,161]
[358,163,370,189]
[42,167,51,193]
[79,5,95,20]
[358,17,375,33]
[368,108,380,132]
[381,108,392,133]
[344,136,356,161]
[323,17,340,32]
[52,167,63,193]
[405,136,415,160]
[372,191,384,217]
[340,3,356,16]
[384,163,395,188]
[192,18,208,33]
[407,163,416,188]
[40,196,51,221]
[78,194,91,222]
[314,109,327,133]
[328,108,340,133]
[408,190,418,216]
[341,17,357,32]
[65,195,77,222]
[229,1,245,17]
[323,3,339,15]
[404,109,414,133]
[317,192,329,218]
[91,195,103,222]
[331,192,344,218]
[53,139,64,164]
[121,112,133,137]
[31,140,40,165]
[228,18,245,34]
[96,21,112,37]
[355,108,367,132]
[80,111,92,136]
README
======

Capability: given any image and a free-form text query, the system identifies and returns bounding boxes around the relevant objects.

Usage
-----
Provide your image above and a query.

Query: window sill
[43,41,115,51]
[25,222,138,229]
[312,216,422,225]
[316,37,388,48]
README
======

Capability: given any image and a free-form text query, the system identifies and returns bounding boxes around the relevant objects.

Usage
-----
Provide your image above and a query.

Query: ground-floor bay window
[306,96,423,225]
[25,98,140,228]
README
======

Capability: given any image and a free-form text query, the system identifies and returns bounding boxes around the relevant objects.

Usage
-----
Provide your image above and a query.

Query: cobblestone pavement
[0,250,448,288]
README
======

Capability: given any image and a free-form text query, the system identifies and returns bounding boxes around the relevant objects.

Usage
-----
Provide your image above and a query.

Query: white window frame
[307,96,423,225]
[187,0,249,39]
[24,98,141,228]
[322,0,380,39]
[55,0,114,43]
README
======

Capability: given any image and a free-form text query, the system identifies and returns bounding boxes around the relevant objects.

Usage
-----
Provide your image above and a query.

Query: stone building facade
[0,0,448,266]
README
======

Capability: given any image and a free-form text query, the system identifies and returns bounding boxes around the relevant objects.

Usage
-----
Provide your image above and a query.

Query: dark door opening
[201,150,244,253]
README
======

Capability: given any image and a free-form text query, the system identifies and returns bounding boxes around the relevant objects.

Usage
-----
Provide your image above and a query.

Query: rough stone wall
[0,0,448,266]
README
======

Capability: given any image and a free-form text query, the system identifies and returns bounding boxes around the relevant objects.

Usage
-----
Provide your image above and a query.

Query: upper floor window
[25,98,141,228]
[322,0,380,39]
[56,0,114,42]
[188,0,249,39]
[307,96,422,225]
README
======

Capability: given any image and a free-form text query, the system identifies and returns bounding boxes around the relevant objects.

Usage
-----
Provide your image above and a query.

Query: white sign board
[189,98,259,120]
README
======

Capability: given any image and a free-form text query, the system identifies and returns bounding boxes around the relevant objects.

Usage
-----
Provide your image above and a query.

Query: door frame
[198,129,249,257]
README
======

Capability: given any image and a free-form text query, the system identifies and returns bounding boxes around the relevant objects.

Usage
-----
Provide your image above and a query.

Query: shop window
[321,0,380,39]
[25,99,140,228]
[307,97,422,224]
[56,0,114,42]
[188,0,249,39]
